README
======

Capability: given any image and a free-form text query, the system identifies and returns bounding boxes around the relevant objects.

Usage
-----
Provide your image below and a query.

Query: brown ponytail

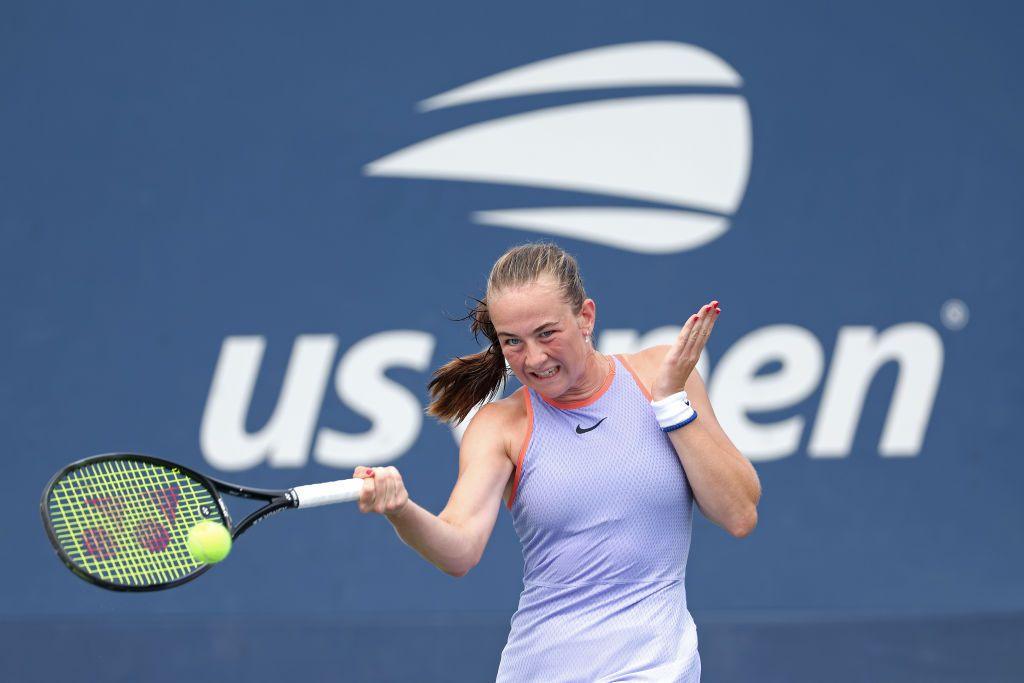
[426,299,509,424]
[427,241,587,424]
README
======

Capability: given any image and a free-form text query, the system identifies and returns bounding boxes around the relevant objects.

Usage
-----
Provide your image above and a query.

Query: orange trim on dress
[507,387,534,510]
[615,353,653,400]
[537,355,616,410]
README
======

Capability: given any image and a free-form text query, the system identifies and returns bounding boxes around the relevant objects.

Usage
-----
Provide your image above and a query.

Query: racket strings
[47,459,224,587]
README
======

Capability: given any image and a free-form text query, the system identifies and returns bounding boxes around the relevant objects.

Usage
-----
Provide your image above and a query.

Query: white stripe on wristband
[651,389,698,432]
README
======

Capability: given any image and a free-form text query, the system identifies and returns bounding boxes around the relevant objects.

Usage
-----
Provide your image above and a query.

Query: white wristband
[651,390,698,432]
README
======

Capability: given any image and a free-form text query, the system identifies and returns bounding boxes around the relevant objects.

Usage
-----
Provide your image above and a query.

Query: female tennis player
[353,242,761,682]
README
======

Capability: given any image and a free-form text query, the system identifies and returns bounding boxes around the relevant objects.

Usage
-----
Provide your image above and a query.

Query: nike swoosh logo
[575,418,607,434]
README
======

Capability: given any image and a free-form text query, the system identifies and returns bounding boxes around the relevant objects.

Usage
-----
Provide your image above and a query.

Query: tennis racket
[41,452,365,592]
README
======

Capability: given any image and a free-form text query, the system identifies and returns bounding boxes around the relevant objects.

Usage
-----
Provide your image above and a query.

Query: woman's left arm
[642,301,762,538]
[667,368,761,537]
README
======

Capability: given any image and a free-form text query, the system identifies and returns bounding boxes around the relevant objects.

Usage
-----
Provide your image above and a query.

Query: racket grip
[291,479,364,508]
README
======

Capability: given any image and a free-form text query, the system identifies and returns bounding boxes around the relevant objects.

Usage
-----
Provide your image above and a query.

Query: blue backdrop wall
[2,1,1022,680]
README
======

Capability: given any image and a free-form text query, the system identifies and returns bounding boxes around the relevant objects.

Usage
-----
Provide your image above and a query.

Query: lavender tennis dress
[496,355,700,682]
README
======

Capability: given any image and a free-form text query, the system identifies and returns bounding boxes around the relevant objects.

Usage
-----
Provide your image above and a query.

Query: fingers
[678,310,700,338]
[352,465,408,516]
[678,299,719,335]
[381,466,408,516]
[680,300,721,356]
[354,466,376,513]
[380,470,394,514]
[695,300,720,343]
[698,300,720,338]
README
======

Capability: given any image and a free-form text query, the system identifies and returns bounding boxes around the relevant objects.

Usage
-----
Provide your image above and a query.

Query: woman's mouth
[531,366,560,381]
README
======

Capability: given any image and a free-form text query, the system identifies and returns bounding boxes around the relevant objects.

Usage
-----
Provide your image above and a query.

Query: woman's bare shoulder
[476,387,528,422]
[464,387,530,465]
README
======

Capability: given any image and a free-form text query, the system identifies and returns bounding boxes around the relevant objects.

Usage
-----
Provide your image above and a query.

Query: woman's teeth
[534,366,559,379]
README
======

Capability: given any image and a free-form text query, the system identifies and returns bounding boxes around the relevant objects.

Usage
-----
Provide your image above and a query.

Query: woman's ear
[578,298,597,334]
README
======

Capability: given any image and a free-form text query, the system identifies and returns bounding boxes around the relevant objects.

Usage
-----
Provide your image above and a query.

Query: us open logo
[200,43,945,471]
[364,42,752,254]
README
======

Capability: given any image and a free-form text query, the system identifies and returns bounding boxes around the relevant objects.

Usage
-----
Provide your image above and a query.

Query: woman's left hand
[651,300,721,401]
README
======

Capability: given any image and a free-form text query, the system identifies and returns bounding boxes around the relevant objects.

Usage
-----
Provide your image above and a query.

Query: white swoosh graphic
[419,41,742,111]
[365,95,751,214]
[473,208,729,254]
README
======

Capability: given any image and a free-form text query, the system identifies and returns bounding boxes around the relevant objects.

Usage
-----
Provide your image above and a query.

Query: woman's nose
[525,344,548,370]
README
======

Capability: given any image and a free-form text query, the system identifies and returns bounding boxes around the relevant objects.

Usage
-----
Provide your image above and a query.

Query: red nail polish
[715,308,722,314]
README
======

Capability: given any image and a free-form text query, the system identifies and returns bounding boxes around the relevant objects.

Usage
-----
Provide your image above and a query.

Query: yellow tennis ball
[187,520,232,564]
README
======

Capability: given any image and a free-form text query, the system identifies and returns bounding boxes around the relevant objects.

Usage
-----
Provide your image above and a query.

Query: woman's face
[488,276,596,399]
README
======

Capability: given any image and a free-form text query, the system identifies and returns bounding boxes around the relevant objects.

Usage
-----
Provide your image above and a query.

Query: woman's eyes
[504,331,556,346]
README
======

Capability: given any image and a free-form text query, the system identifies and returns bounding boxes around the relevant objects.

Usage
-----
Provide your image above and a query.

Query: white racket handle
[291,478,364,508]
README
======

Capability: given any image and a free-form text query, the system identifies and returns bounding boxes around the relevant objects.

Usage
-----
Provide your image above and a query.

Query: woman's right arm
[354,401,515,577]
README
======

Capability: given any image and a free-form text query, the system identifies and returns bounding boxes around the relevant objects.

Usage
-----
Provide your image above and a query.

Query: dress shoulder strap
[614,353,653,400]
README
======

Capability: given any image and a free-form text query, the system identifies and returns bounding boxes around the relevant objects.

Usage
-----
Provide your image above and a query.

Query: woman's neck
[554,351,611,403]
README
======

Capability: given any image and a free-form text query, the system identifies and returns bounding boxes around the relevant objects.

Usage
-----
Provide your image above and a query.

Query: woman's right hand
[353,466,410,518]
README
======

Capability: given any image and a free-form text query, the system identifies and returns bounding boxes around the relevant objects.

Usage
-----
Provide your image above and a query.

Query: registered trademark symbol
[940,299,969,331]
